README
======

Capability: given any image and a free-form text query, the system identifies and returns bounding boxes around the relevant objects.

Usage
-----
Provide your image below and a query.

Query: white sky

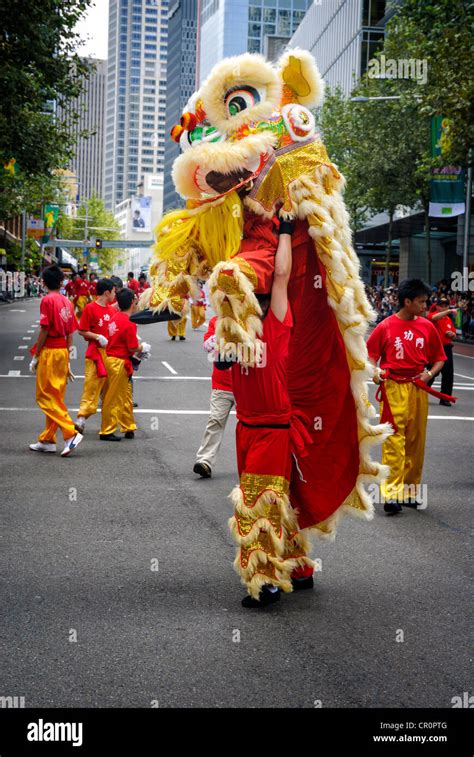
[75,0,109,60]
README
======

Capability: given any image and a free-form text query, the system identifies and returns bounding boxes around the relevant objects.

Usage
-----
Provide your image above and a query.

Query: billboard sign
[131,196,152,233]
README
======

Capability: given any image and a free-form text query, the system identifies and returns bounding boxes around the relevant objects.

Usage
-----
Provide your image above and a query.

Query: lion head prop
[138,49,392,538]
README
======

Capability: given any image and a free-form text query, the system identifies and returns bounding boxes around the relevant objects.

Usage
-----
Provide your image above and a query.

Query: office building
[199,0,311,85]
[57,58,107,201]
[289,0,397,95]
[104,0,169,211]
[163,0,198,211]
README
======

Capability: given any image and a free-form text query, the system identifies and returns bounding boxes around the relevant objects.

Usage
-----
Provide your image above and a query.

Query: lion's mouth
[205,168,253,194]
[193,151,268,197]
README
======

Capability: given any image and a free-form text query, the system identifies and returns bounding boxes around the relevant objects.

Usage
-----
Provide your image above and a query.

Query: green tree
[0,0,92,220]
[58,194,122,273]
[318,86,371,232]
[383,0,473,166]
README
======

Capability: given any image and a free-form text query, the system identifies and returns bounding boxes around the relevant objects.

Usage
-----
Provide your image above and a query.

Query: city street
[0,299,472,708]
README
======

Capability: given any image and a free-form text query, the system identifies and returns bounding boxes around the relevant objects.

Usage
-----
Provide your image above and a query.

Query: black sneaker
[99,433,122,442]
[133,402,138,408]
[291,575,314,591]
[384,500,402,515]
[193,462,212,478]
[241,586,280,608]
[179,336,186,341]
[124,431,135,439]
[439,400,452,407]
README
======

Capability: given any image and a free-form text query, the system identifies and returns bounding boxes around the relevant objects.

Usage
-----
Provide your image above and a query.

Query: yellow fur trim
[152,192,243,272]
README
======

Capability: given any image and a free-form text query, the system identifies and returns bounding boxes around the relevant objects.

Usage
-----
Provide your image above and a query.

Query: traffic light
[95,238,102,249]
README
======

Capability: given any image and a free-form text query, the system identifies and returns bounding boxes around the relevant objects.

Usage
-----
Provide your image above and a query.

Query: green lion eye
[225,86,261,117]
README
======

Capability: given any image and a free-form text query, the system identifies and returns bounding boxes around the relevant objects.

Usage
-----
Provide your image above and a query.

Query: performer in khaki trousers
[100,288,147,441]
[367,279,452,515]
[193,316,234,478]
[29,265,83,457]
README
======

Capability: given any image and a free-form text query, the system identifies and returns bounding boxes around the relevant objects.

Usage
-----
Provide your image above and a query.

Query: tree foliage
[383,0,473,165]
[58,194,122,274]
[0,0,92,220]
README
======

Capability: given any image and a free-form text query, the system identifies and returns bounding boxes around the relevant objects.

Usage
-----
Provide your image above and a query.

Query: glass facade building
[104,0,169,211]
[289,0,395,95]
[163,0,198,211]
[199,0,311,85]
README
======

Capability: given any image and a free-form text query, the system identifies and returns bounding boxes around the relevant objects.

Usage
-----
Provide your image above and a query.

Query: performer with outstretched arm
[217,220,314,608]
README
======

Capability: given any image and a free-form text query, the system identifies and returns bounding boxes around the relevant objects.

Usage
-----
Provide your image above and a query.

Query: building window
[249,6,261,21]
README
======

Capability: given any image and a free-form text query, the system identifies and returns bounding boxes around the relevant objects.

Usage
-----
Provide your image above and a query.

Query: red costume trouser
[229,422,314,599]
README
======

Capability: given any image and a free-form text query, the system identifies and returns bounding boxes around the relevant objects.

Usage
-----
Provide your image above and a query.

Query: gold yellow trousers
[168,316,187,338]
[100,357,136,435]
[75,295,88,316]
[78,353,108,418]
[191,305,206,329]
[36,348,76,443]
[381,380,428,501]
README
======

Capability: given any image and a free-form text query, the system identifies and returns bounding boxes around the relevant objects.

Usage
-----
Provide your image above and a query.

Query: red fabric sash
[30,337,67,355]
[375,370,457,433]
[87,342,108,378]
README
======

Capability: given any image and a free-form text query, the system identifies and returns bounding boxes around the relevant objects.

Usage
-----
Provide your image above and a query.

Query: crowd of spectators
[366,279,474,340]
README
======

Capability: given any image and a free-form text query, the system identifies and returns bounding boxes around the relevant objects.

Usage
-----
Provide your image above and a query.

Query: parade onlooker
[126,271,139,294]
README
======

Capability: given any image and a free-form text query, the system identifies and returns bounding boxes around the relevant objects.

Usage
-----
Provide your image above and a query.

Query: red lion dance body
[136,49,393,601]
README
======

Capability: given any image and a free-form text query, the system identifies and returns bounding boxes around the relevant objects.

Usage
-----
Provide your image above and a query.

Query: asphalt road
[0,299,472,708]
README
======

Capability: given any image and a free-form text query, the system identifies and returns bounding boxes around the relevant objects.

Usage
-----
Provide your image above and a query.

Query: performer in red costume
[218,219,314,607]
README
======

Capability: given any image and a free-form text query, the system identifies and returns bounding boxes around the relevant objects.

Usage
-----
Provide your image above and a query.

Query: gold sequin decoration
[240,472,289,507]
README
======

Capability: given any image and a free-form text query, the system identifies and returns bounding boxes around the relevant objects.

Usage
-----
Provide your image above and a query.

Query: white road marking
[27,330,35,333]
[161,361,178,375]
[453,372,474,381]
[454,352,474,360]
[18,345,27,350]
[7,371,21,377]
[13,356,24,361]
[0,407,472,421]
[22,336,31,341]
[7,309,26,312]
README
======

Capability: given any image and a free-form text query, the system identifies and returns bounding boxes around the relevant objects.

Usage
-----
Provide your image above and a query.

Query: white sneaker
[60,432,84,457]
[29,441,56,453]
[75,416,86,433]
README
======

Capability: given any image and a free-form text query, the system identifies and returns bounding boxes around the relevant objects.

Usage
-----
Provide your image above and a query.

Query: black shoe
[170,336,176,341]
[99,433,122,442]
[193,462,212,478]
[179,336,186,341]
[241,586,280,608]
[439,400,452,407]
[384,500,402,515]
[291,575,314,591]
[133,401,138,408]
[124,431,135,439]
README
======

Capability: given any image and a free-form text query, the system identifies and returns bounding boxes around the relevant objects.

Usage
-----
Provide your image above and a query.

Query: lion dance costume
[138,50,393,599]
